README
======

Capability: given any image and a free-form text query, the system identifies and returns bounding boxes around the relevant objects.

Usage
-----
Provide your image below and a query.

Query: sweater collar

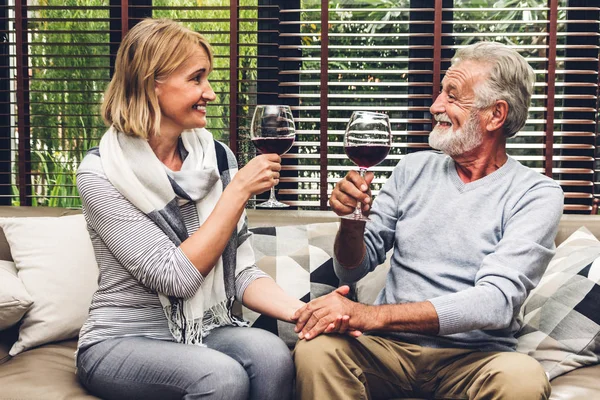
[446,155,517,193]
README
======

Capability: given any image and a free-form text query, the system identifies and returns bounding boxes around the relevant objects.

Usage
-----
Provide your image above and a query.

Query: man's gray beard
[428,112,483,156]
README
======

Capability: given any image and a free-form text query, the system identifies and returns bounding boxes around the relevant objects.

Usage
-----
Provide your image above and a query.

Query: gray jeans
[77,326,294,400]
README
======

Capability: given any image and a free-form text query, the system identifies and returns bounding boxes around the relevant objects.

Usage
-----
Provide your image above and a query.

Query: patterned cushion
[516,226,600,379]
[243,222,343,347]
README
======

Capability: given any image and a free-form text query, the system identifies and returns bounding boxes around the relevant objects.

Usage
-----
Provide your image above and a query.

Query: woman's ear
[486,100,508,132]
[154,81,162,97]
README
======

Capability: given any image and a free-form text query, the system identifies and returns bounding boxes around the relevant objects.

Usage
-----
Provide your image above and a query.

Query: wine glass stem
[268,186,277,203]
[354,168,367,218]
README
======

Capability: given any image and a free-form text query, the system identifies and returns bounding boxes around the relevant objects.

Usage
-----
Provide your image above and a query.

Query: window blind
[1,0,598,212]
[265,0,599,212]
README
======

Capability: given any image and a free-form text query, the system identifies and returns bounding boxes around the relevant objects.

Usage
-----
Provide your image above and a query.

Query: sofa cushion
[0,339,99,399]
[549,363,600,400]
[0,206,82,262]
[243,222,343,346]
[0,215,99,356]
[0,260,33,331]
[517,226,600,379]
[554,215,600,247]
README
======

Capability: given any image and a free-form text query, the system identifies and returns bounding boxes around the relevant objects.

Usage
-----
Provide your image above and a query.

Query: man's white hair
[452,42,535,138]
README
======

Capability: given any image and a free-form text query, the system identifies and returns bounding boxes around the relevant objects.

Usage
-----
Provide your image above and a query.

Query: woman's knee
[187,358,249,399]
[245,329,294,380]
[202,327,294,399]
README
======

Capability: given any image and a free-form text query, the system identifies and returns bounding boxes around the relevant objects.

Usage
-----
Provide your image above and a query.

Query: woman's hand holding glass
[233,154,282,199]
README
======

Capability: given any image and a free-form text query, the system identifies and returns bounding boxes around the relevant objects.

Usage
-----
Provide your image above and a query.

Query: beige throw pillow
[0,215,98,355]
[0,260,33,331]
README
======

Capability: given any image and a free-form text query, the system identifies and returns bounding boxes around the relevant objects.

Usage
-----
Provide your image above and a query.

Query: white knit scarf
[99,126,243,345]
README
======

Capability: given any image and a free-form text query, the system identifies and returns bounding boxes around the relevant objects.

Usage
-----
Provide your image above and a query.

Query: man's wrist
[358,304,381,332]
[339,217,367,233]
[334,219,367,267]
[335,246,366,270]
[372,305,384,331]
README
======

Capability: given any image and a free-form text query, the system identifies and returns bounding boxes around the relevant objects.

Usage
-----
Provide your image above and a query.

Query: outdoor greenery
[26,0,108,206]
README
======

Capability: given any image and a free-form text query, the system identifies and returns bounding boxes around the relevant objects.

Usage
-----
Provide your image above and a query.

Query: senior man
[292,41,564,400]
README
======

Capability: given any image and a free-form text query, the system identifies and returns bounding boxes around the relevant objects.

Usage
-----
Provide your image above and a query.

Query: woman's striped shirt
[76,144,268,352]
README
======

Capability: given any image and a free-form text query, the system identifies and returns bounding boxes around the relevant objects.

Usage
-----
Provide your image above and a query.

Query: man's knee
[476,353,550,400]
[293,335,353,372]
[294,335,373,400]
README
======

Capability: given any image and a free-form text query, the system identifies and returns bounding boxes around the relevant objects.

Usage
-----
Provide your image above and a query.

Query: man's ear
[486,100,508,132]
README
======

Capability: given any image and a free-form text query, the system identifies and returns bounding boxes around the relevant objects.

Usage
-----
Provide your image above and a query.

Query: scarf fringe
[164,298,248,346]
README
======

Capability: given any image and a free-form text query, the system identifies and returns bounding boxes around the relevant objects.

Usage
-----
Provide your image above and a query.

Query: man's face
[429,109,483,156]
[428,61,490,156]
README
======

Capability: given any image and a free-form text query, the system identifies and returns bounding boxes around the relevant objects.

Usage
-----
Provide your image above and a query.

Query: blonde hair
[101,18,213,139]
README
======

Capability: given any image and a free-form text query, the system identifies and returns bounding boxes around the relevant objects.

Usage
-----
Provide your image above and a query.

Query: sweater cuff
[428,296,464,336]
[333,252,370,283]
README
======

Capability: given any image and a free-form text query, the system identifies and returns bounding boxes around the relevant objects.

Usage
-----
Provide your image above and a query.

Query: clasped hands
[289,170,376,341]
[291,285,368,341]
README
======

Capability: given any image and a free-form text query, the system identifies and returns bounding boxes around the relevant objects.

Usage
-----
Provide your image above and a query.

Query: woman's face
[155,45,216,138]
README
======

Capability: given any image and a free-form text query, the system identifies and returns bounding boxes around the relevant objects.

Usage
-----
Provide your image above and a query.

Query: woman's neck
[148,133,183,171]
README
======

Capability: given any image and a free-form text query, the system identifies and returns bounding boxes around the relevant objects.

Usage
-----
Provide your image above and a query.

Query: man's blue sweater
[335,151,564,351]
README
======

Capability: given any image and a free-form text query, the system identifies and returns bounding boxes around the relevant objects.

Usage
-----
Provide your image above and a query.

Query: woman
[75,18,304,400]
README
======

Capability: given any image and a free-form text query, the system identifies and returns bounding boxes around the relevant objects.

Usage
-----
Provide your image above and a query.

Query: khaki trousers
[293,334,550,400]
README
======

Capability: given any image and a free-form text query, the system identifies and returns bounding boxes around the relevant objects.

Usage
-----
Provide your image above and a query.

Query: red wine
[252,137,294,155]
[345,145,390,169]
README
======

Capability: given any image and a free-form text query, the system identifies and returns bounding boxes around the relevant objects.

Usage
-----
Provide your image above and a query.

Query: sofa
[0,207,599,400]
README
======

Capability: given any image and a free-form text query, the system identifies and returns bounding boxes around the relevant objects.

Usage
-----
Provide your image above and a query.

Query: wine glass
[250,105,296,208]
[343,111,392,221]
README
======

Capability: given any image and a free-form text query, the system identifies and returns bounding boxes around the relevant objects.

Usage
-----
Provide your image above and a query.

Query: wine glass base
[255,199,290,208]
[341,213,371,222]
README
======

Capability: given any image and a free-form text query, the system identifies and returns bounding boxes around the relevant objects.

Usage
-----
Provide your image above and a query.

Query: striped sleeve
[233,210,271,302]
[77,169,204,299]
